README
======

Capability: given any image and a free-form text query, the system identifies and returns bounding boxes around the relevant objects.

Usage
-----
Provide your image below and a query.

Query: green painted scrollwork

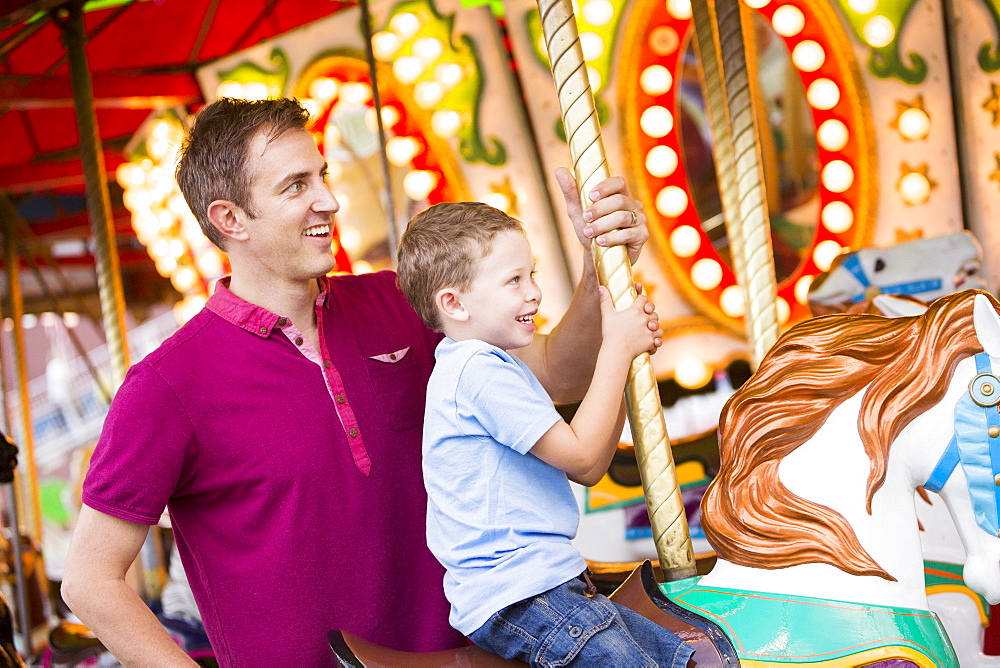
[833,0,925,85]
[977,0,1000,72]
[376,0,504,165]
[217,48,290,97]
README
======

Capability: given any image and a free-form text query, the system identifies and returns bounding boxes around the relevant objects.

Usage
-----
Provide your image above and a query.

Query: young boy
[397,201,694,667]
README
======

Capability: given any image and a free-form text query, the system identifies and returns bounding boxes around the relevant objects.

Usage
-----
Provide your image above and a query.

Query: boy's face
[457,230,541,350]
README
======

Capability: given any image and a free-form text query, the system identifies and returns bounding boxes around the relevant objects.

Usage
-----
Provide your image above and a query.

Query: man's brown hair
[397,202,524,331]
[175,97,311,249]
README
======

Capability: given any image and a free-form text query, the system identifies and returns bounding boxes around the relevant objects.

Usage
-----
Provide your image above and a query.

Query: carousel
[1,0,1000,664]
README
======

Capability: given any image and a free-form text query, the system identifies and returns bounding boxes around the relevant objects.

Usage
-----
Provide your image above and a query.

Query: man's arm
[515,168,654,402]
[62,506,197,667]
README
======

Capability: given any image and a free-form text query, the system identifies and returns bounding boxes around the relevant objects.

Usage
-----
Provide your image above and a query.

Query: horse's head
[808,232,984,314]
[921,294,1000,603]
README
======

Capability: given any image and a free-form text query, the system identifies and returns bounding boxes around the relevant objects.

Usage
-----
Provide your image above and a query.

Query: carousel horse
[807,231,984,314]
[331,290,1000,666]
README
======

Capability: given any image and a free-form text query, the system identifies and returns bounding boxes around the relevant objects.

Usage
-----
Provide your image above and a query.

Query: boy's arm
[530,289,659,486]
[62,506,198,667]
[515,169,653,403]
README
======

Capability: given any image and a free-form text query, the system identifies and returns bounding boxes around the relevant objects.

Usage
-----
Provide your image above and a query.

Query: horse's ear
[973,294,1000,356]
[873,295,927,318]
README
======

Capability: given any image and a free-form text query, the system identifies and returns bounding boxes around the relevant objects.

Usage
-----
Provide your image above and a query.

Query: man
[61,97,654,667]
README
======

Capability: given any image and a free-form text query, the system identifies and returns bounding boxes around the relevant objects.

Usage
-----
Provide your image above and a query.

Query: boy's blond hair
[397,202,525,331]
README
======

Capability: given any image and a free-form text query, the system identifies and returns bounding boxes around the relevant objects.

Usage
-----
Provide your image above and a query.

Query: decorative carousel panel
[195,0,574,322]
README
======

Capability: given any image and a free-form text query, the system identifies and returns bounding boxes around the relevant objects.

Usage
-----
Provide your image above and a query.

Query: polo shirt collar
[206,276,330,338]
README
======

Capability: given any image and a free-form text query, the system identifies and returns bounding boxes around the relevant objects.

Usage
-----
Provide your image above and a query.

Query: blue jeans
[468,575,694,667]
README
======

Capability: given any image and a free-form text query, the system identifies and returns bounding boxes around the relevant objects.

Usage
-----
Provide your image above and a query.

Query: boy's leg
[469,576,694,667]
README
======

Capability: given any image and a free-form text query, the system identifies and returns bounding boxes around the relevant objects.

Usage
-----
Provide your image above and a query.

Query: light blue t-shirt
[423,337,588,635]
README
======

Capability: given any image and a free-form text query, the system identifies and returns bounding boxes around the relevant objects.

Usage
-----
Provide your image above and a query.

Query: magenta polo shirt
[83,271,462,667]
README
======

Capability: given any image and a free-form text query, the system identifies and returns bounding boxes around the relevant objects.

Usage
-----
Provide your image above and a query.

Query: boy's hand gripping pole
[537,0,696,580]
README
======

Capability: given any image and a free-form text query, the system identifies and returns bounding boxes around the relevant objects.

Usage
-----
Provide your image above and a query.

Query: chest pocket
[364,345,426,432]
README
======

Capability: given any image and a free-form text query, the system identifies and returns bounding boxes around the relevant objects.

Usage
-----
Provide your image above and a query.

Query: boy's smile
[453,230,541,351]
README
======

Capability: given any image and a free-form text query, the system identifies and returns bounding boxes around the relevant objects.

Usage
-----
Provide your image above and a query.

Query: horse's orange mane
[701,290,994,578]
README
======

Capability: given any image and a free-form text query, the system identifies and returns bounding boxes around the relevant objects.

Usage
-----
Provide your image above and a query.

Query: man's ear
[435,288,468,323]
[207,200,248,242]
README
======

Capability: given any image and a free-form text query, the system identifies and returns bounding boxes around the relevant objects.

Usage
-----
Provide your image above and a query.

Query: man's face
[237,127,340,284]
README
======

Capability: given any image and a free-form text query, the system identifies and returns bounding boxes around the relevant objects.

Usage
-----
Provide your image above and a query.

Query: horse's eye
[874,258,886,272]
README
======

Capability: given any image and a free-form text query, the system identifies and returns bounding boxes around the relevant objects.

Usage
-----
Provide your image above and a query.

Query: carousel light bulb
[899,171,932,205]
[116,162,145,188]
[486,192,512,212]
[157,208,174,232]
[669,225,701,257]
[587,66,602,92]
[640,106,674,138]
[580,32,605,61]
[822,160,854,192]
[414,81,444,109]
[807,78,840,110]
[821,201,854,233]
[691,258,723,290]
[151,119,173,139]
[794,275,814,305]
[863,16,895,47]
[380,105,401,128]
[403,170,438,201]
[772,5,806,36]
[2,319,11,332]
[813,239,844,272]
[849,0,878,12]
[582,0,614,26]
[393,56,425,85]
[122,187,153,212]
[776,297,791,324]
[666,0,692,20]
[434,62,464,89]
[649,26,680,57]
[413,37,444,63]
[338,225,363,255]
[386,136,421,166]
[744,0,771,8]
[675,356,712,389]
[309,77,339,102]
[21,314,37,330]
[151,238,171,260]
[168,193,190,217]
[196,251,225,278]
[38,311,57,328]
[63,312,81,329]
[341,82,371,105]
[300,98,321,119]
[646,145,679,178]
[372,31,401,61]
[352,260,374,275]
[817,119,849,151]
[242,81,269,101]
[148,137,170,161]
[898,107,930,140]
[431,110,463,138]
[656,185,688,217]
[791,40,825,72]
[389,12,421,39]
[216,80,243,99]
[720,285,745,317]
[169,239,186,259]
[640,65,673,96]
[172,266,198,293]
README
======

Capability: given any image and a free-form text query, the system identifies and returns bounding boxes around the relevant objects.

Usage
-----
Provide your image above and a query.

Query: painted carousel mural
[4,0,1000,663]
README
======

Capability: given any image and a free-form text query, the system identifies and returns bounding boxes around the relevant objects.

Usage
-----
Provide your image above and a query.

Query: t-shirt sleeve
[455,350,562,455]
[82,362,197,526]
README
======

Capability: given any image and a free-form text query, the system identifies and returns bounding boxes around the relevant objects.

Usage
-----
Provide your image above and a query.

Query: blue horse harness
[924,352,1000,536]
[841,254,943,303]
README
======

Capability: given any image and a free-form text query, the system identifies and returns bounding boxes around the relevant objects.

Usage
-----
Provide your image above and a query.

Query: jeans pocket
[534,596,656,667]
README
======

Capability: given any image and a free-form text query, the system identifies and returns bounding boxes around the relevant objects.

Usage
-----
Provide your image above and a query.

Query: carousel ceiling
[0,0,358,312]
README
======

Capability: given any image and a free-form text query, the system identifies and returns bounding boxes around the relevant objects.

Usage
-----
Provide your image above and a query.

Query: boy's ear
[207,200,249,242]
[435,288,469,323]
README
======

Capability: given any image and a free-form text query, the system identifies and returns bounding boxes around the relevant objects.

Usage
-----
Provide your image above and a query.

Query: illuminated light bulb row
[215,80,280,101]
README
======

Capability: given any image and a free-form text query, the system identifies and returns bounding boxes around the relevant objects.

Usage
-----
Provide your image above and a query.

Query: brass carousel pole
[693,0,780,364]
[56,0,146,595]
[536,0,696,580]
